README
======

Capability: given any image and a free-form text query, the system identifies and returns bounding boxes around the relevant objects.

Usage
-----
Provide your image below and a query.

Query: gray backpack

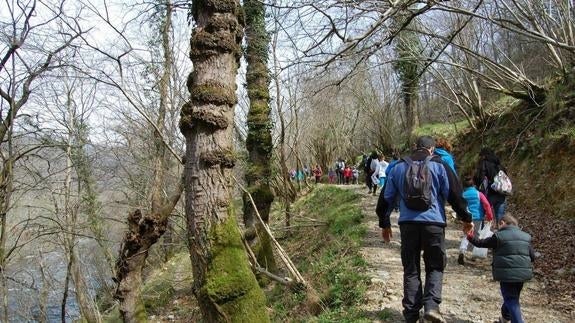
[402,156,433,211]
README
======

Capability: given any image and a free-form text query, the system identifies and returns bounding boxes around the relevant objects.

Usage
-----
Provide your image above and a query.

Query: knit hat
[415,136,435,149]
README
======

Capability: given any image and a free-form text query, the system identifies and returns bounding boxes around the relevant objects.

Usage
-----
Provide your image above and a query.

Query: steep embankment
[357,186,574,322]
[453,99,575,309]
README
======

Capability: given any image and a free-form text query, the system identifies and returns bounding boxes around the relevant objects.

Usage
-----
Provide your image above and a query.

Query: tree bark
[180,1,270,321]
[114,186,181,323]
[243,0,276,273]
[114,146,183,323]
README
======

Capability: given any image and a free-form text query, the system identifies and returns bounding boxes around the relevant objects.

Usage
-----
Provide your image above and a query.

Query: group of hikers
[291,136,530,322]
[374,136,530,323]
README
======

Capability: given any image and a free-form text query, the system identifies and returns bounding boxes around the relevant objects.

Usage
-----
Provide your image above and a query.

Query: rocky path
[354,186,573,323]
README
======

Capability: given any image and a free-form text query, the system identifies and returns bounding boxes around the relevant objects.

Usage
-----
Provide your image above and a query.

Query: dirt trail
[353,185,573,323]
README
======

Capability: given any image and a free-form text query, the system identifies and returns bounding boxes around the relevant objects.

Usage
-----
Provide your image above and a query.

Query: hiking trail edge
[353,185,574,323]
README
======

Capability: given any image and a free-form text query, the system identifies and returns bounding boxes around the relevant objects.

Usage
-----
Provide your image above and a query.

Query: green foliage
[141,253,192,313]
[268,186,369,322]
[393,24,423,99]
[377,308,395,321]
[414,120,470,140]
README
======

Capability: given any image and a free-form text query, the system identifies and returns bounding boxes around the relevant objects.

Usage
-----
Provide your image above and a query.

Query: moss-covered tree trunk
[181,1,270,322]
[242,0,276,273]
[393,17,422,140]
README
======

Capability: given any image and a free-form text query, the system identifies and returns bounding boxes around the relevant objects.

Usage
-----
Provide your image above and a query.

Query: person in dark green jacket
[467,214,535,323]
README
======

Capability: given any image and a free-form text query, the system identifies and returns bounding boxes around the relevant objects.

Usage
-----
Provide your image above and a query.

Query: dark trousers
[365,171,377,193]
[399,224,446,321]
[500,282,524,323]
[337,170,344,184]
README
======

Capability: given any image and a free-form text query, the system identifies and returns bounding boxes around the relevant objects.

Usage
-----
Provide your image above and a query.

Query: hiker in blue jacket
[434,137,457,174]
[467,214,534,323]
[376,136,473,323]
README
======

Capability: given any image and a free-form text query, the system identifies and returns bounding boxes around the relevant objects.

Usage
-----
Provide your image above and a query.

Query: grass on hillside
[267,186,370,322]
[119,186,369,322]
[413,120,470,140]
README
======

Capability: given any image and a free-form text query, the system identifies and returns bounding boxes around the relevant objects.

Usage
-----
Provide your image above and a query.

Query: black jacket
[474,156,506,204]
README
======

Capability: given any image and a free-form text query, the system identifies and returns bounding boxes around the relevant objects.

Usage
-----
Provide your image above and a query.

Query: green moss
[203,216,270,322]
[139,253,193,315]
[247,86,271,102]
[101,307,122,323]
[190,28,242,60]
[190,81,237,106]
[191,0,241,18]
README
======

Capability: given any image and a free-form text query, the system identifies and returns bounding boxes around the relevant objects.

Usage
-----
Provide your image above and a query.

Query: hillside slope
[452,100,575,310]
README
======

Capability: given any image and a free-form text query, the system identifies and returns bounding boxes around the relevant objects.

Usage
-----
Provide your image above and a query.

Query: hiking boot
[423,309,446,323]
[458,253,465,265]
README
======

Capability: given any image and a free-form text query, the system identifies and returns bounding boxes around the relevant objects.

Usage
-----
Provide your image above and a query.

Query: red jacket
[343,168,352,178]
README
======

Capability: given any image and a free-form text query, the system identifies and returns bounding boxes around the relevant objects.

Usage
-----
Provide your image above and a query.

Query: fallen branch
[231,175,326,313]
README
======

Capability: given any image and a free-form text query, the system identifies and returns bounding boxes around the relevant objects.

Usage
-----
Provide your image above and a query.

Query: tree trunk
[180,1,269,321]
[152,0,175,263]
[63,90,102,323]
[150,0,173,215]
[71,250,101,322]
[271,22,295,235]
[0,150,14,323]
[243,0,276,273]
[114,180,182,323]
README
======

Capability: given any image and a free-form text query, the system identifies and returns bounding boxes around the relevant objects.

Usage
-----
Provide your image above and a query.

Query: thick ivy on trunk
[393,17,423,140]
[242,0,276,273]
[181,1,270,322]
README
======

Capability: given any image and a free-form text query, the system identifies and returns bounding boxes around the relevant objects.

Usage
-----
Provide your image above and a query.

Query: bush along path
[355,186,574,323]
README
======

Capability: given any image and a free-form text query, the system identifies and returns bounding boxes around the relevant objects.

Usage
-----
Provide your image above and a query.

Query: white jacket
[371,160,389,185]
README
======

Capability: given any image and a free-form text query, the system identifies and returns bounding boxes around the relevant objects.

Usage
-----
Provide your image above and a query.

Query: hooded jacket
[434,148,456,174]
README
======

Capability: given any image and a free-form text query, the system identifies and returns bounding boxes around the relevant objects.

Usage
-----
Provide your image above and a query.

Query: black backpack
[402,156,433,211]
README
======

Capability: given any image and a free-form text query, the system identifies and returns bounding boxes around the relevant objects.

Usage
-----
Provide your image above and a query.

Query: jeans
[493,201,507,222]
[400,224,446,321]
[500,282,524,323]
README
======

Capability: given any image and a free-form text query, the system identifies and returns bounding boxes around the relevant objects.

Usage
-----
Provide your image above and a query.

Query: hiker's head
[479,147,496,159]
[463,175,474,188]
[370,151,378,159]
[436,137,452,151]
[499,214,518,228]
[415,136,435,154]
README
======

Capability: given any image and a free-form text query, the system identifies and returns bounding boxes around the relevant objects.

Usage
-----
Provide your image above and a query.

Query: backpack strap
[401,156,413,165]
[402,156,432,165]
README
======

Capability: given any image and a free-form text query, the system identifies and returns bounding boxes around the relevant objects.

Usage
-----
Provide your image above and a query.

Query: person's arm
[478,191,494,221]
[529,245,536,262]
[377,166,399,228]
[436,157,472,223]
[371,163,380,184]
[467,232,498,248]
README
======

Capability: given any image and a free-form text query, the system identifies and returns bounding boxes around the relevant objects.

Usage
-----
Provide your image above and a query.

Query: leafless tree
[0,1,86,321]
